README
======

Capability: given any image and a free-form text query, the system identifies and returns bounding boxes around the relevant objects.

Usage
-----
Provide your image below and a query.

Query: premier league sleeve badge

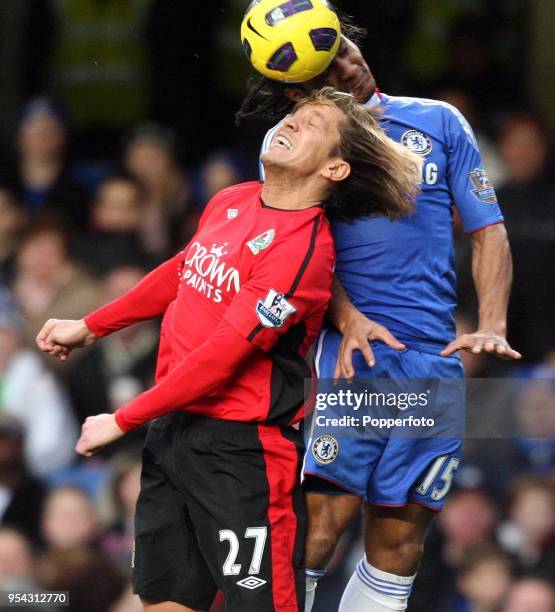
[256,288,297,328]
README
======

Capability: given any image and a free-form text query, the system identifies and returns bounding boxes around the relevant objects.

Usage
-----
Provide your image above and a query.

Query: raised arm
[75,320,257,456]
[441,223,521,359]
[36,252,183,360]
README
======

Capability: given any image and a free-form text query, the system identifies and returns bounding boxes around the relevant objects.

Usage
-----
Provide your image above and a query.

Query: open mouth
[273,133,294,150]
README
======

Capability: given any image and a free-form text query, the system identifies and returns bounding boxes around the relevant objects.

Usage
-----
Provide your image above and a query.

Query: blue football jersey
[261,92,504,352]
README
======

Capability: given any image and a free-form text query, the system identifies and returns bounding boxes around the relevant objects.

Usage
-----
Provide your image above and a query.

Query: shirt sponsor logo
[312,435,339,464]
[182,241,240,303]
[256,288,296,328]
[247,229,275,255]
[469,168,498,203]
[401,129,433,155]
[227,208,238,219]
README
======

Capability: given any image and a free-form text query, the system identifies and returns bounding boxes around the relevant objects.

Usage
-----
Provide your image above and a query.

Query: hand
[335,313,406,380]
[36,319,97,361]
[75,414,124,457]
[440,330,521,360]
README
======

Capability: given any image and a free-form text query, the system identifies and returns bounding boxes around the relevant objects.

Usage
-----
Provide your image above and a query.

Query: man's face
[261,101,345,177]
[18,113,66,159]
[297,36,375,103]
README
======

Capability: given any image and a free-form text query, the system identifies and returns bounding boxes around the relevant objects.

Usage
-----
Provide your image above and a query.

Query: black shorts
[133,412,306,612]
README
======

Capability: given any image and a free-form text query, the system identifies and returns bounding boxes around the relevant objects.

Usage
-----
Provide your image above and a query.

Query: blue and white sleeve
[445,105,504,234]
[259,122,282,181]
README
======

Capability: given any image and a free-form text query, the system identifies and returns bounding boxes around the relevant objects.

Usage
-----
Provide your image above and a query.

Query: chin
[356,81,375,103]
[260,153,289,172]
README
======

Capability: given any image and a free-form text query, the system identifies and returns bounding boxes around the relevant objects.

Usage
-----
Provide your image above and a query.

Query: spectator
[0,288,77,476]
[74,176,153,277]
[411,489,500,610]
[501,577,555,612]
[40,486,99,553]
[0,528,34,581]
[455,362,555,498]
[451,544,512,612]
[435,87,507,188]
[0,528,42,611]
[0,416,45,545]
[512,371,555,475]
[4,97,89,230]
[0,187,26,284]
[11,221,101,346]
[498,476,555,579]
[497,113,555,362]
[123,123,195,256]
[438,489,499,567]
[67,265,158,440]
[498,114,552,186]
[194,150,244,203]
[36,547,127,612]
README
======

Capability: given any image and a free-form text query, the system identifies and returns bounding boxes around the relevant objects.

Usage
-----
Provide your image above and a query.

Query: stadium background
[0,1,553,611]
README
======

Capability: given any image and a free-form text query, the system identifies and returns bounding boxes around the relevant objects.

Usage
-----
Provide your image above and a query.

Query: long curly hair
[293,88,422,221]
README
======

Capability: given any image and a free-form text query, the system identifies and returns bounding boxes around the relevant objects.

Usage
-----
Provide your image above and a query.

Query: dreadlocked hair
[235,7,367,126]
[296,88,422,222]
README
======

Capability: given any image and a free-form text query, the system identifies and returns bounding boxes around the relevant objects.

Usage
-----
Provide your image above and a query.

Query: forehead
[294,102,345,127]
[22,112,63,130]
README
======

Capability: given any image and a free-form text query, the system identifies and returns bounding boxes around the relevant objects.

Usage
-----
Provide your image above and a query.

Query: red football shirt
[85,182,334,430]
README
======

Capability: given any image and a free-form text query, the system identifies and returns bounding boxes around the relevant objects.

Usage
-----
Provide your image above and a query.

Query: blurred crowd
[0,2,553,612]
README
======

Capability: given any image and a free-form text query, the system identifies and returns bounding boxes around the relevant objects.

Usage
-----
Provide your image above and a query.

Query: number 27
[219,527,267,576]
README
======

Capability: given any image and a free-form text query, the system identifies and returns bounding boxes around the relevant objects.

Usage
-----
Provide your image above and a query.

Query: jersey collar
[367,87,386,107]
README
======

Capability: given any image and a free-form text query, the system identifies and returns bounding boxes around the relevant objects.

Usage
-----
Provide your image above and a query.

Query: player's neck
[261,174,325,211]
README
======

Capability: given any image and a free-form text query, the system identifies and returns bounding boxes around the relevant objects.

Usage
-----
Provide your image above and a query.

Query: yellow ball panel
[241,0,341,83]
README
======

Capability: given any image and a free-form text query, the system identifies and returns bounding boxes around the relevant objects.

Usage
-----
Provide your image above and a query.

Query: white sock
[338,558,415,611]
[305,568,326,612]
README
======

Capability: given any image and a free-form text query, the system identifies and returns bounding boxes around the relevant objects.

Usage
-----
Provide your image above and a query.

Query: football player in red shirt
[36,88,421,612]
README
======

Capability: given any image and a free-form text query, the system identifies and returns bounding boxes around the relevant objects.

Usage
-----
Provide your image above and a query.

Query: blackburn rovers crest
[247,229,275,255]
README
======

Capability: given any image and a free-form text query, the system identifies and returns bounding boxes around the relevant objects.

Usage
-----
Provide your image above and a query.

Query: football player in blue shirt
[238,16,521,612]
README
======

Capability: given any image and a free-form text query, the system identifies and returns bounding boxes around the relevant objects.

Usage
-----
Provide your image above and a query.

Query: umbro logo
[227,208,238,219]
[237,576,267,590]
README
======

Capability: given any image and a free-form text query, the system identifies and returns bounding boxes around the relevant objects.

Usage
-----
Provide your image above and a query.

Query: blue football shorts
[303,329,465,511]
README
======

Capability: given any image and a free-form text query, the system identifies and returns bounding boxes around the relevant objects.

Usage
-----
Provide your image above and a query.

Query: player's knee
[305,527,340,568]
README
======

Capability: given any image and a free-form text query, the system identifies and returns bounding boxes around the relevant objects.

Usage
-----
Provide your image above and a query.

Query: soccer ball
[241,0,341,83]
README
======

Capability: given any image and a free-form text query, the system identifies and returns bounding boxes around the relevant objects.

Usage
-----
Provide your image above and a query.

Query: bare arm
[474,223,512,334]
[328,275,362,334]
[329,274,405,379]
[441,223,521,359]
